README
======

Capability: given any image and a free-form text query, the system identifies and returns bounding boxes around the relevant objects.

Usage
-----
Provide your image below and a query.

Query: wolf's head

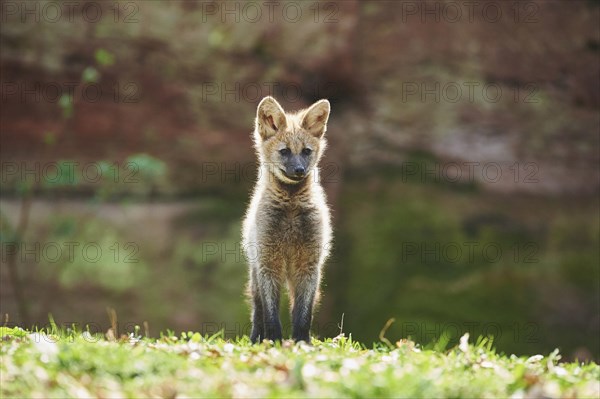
[254,96,330,185]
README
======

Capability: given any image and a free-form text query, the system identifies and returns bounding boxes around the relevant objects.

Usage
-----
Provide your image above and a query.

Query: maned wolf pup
[242,96,333,343]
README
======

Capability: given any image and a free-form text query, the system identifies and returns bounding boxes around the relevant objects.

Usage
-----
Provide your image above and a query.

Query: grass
[1,326,598,398]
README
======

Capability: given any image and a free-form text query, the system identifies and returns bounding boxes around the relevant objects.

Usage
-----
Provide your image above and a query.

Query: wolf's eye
[279,148,291,156]
[302,148,312,156]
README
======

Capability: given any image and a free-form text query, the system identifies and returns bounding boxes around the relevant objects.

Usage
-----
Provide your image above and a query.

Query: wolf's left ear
[301,99,330,138]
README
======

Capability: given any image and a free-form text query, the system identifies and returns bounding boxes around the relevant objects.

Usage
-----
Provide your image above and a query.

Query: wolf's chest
[261,204,321,243]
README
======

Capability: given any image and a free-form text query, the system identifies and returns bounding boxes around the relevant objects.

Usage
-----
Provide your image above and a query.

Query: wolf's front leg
[291,269,319,343]
[258,269,283,342]
[249,268,264,343]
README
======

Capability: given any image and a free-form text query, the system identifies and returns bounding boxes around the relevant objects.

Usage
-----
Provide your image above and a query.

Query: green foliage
[43,131,56,146]
[1,328,598,398]
[58,94,73,119]
[125,154,167,181]
[0,327,28,339]
[41,160,79,188]
[81,67,99,84]
[93,154,168,200]
[94,49,115,67]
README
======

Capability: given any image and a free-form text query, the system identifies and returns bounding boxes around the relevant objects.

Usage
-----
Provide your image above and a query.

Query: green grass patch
[1,327,598,398]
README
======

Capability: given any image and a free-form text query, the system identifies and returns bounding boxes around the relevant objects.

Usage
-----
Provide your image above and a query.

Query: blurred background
[1,1,598,360]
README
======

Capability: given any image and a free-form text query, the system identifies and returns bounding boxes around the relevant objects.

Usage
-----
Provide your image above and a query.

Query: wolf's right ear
[256,96,287,140]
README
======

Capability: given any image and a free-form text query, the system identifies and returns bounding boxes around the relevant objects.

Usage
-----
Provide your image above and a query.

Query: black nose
[294,166,306,176]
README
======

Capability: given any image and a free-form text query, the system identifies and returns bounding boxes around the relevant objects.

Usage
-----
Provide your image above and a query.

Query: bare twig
[338,313,345,336]
[379,318,396,349]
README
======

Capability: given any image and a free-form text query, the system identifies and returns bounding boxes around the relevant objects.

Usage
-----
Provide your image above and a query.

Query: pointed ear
[256,96,287,140]
[301,99,330,138]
